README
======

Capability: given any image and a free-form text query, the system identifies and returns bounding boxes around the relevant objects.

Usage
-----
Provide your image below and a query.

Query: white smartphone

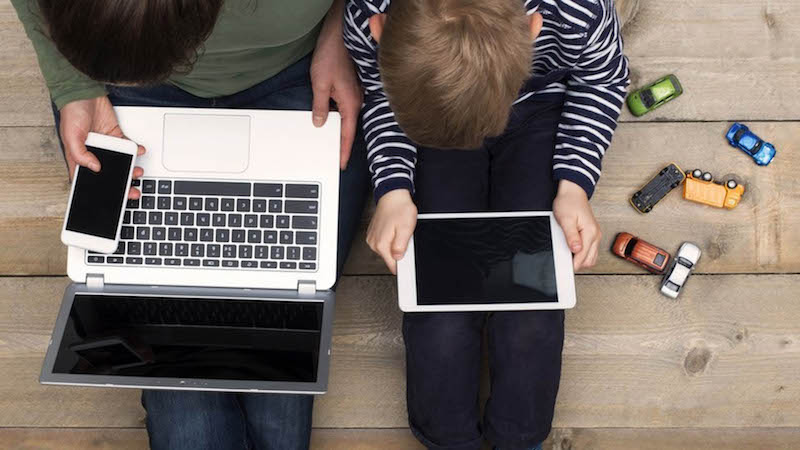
[61,132,138,254]
[396,212,576,312]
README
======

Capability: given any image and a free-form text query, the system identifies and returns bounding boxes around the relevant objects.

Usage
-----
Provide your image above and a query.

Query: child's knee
[491,310,564,353]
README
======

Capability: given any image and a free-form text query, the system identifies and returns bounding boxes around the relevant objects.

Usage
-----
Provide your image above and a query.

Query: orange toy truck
[683,169,744,209]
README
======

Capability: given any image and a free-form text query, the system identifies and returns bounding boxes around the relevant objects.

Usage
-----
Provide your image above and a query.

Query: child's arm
[553,0,630,198]
[552,0,630,270]
[366,190,418,274]
[344,1,419,272]
[343,1,418,202]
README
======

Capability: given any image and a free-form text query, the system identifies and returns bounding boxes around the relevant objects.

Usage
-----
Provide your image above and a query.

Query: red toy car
[612,232,671,274]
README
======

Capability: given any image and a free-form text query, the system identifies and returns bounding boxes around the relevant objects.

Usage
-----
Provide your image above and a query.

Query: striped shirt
[344,0,630,200]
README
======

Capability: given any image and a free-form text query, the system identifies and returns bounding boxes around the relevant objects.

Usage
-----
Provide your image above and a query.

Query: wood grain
[2,123,797,276]
[2,275,799,429]
[3,427,800,450]
[545,427,800,450]
[0,428,424,450]
[619,0,800,121]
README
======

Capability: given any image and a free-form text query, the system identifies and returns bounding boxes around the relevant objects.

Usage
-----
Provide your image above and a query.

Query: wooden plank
[0,428,424,450]
[3,122,798,276]
[2,0,800,126]
[311,429,423,449]
[0,0,54,127]
[0,428,422,449]
[2,275,800,428]
[619,0,800,121]
[3,427,800,450]
[545,427,800,450]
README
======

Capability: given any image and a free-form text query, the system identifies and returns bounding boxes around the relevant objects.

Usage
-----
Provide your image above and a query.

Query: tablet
[397,212,576,312]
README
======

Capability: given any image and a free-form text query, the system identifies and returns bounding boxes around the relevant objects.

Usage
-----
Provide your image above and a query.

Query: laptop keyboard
[87,178,320,271]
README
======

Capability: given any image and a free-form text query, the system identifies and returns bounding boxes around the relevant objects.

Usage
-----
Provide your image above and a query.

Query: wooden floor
[1,0,799,448]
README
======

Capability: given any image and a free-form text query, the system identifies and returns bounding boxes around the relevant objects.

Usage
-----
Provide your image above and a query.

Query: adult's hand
[367,189,418,275]
[60,96,146,199]
[552,179,602,271]
[310,0,363,170]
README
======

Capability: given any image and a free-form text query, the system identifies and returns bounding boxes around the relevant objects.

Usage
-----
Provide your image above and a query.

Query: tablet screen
[414,216,558,305]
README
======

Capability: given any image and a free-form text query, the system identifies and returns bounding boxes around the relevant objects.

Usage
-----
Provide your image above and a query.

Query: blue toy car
[726,123,776,166]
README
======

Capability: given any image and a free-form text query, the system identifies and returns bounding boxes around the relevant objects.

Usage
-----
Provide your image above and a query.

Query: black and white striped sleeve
[553,0,630,198]
[343,0,418,202]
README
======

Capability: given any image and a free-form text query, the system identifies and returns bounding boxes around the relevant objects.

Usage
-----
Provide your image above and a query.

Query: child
[344,0,629,448]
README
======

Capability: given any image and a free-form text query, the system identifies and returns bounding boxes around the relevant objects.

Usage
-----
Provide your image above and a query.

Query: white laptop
[40,108,340,394]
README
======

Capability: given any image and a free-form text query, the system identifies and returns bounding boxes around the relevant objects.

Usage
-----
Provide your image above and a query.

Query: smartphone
[61,132,138,254]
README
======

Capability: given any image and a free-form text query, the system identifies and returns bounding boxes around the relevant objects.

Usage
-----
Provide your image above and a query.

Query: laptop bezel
[40,283,334,394]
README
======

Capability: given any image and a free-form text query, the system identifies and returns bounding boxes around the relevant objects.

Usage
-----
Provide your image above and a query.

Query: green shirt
[11,0,332,109]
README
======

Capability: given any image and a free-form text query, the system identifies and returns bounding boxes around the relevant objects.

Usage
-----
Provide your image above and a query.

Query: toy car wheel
[671,181,680,189]
[692,169,702,178]
[726,180,738,189]
[702,172,713,182]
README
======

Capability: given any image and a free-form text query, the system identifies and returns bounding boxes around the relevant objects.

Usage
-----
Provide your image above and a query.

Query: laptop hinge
[297,280,316,297]
[85,274,104,291]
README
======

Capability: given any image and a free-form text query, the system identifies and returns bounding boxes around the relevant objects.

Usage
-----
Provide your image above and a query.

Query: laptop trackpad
[162,114,250,173]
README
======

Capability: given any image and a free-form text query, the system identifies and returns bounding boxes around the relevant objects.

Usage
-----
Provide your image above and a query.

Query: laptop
[40,107,340,394]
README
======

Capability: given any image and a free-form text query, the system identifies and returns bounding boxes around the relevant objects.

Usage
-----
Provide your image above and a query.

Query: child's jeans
[404,94,567,450]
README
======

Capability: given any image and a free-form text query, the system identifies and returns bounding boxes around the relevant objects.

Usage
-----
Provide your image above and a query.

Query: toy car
[630,163,686,213]
[612,232,671,274]
[726,123,776,166]
[626,74,683,117]
[661,242,701,299]
[683,169,744,209]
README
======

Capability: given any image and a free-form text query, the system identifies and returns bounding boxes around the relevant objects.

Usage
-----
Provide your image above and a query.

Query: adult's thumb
[311,89,330,128]
[64,133,100,173]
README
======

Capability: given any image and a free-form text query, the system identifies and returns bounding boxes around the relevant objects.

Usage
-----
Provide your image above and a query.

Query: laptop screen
[52,294,322,383]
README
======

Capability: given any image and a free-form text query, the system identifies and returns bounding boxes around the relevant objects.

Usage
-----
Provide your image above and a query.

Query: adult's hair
[379,0,532,149]
[37,0,224,85]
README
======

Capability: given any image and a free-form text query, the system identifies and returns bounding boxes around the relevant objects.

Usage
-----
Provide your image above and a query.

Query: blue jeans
[405,96,565,450]
[51,54,370,450]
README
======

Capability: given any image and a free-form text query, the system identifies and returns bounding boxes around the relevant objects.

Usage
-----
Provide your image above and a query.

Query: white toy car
[660,242,701,299]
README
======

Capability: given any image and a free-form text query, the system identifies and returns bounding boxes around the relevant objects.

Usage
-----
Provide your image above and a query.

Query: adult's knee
[142,390,247,450]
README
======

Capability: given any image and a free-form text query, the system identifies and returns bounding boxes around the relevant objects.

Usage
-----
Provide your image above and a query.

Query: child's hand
[553,179,602,271]
[367,189,418,274]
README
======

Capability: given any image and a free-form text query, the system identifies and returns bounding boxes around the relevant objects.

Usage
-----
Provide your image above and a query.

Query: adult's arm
[10,0,105,109]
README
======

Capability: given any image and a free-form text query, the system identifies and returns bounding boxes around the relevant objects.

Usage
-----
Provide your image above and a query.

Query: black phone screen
[65,146,132,239]
[414,216,558,305]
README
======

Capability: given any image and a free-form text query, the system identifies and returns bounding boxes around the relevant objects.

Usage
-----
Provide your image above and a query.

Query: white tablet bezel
[397,211,576,312]
[61,133,138,254]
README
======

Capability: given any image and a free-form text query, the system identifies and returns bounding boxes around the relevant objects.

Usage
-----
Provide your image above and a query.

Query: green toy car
[626,74,683,117]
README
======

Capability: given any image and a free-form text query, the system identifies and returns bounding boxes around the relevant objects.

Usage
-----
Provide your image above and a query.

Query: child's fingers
[560,217,582,254]
[378,241,397,274]
[585,239,600,268]
[391,225,414,260]
[572,244,590,271]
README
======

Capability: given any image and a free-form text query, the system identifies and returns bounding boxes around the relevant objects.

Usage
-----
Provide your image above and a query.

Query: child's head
[371,0,540,149]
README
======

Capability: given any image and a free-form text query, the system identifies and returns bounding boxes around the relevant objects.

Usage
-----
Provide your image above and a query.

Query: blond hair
[379,0,532,149]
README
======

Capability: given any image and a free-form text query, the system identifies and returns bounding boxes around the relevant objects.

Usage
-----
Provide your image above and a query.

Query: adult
[11,0,369,448]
